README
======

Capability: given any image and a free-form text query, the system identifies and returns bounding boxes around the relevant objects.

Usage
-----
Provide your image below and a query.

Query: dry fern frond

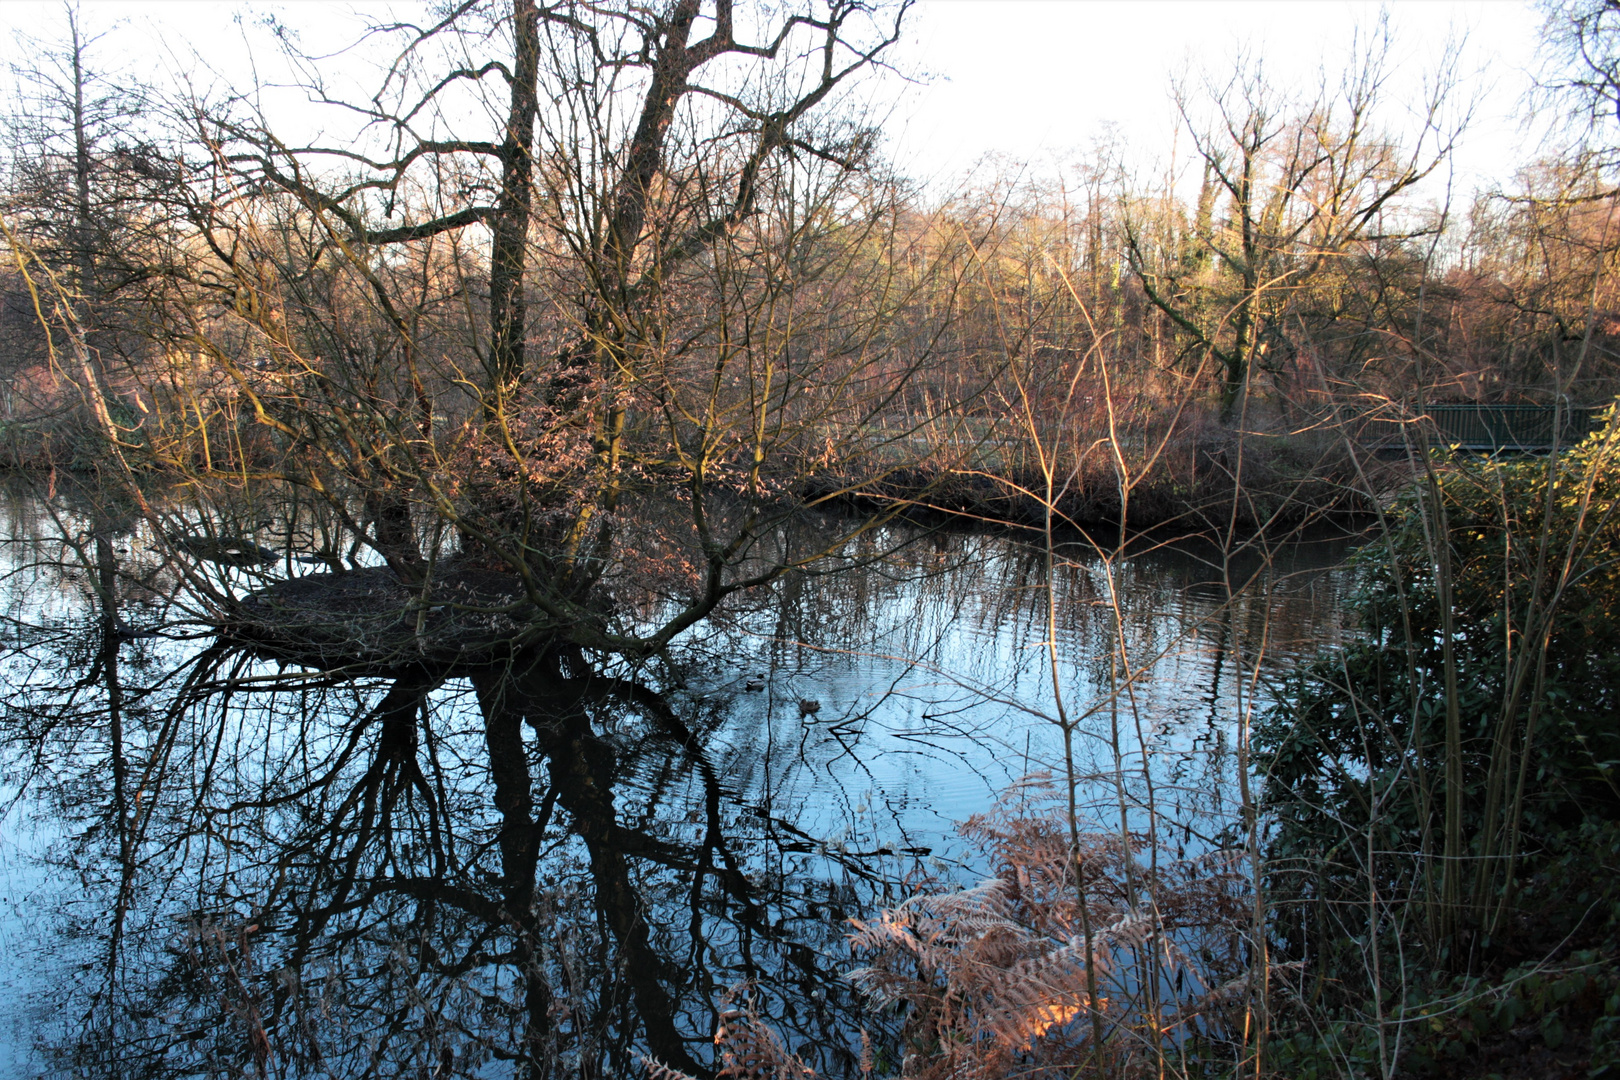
[1181,960,1307,1016]
[1101,909,1158,950]
[850,873,1103,1079]
[849,778,1261,1078]
[645,991,821,1080]
[714,995,819,1080]
[1001,933,1106,989]
[642,1055,704,1080]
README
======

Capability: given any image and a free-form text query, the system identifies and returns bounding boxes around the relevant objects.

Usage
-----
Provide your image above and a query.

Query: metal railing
[1364,404,1597,453]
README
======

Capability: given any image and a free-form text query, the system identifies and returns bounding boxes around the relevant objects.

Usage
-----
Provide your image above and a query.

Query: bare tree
[43,0,968,664]
[1125,29,1463,422]
[1,3,163,456]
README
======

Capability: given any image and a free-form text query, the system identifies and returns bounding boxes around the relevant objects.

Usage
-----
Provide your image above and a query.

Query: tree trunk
[487,0,540,400]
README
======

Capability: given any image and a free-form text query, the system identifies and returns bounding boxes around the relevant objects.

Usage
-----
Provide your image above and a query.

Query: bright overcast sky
[0,0,1555,201]
[889,1,1549,198]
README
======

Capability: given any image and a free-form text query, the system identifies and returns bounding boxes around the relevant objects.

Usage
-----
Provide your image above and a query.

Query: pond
[0,484,1357,1078]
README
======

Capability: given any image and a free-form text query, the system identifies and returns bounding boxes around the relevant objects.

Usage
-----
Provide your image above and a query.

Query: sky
[888,1,1550,197]
[0,0,1560,203]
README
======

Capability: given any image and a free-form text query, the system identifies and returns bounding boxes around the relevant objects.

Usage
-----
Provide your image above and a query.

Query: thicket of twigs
[4,3,1620,545]
[6,3,1620,1079]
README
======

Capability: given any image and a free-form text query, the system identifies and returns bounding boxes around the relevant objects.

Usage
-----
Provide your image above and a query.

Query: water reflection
[0,484,1356,1077]
[13,648,911,1077]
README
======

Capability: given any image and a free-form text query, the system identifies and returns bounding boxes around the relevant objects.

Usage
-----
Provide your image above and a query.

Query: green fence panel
[1424,404,1592,451]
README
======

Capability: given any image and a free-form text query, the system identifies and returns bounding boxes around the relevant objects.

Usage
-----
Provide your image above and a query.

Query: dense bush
[1258,413,1620,1073]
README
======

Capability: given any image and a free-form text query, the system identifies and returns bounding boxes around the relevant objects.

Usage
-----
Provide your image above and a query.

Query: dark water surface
[0,488,1356,1077]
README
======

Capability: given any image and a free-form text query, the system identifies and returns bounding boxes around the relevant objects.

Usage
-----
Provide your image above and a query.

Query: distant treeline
[1,1,1617,541]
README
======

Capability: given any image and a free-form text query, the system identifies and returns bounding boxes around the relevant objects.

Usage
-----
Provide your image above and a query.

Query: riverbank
[810,423,1393,533]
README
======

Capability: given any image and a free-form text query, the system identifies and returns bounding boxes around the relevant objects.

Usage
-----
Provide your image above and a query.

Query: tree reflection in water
[6,624,904,1078]
[0,483,1357,1078]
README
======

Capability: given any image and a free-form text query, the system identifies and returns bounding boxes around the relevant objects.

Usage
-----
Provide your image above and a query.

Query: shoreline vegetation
[4,0,1620,1077]
[0,433,1377,534]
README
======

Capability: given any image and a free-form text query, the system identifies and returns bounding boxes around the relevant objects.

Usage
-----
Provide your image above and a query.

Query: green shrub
[1257,412,1620,1074]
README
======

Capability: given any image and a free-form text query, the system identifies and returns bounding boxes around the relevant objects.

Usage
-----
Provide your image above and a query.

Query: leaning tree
[33,0,989,665]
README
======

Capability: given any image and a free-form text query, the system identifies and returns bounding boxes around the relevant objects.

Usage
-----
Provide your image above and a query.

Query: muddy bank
[809,438,1388,534]
[226,566,547,671]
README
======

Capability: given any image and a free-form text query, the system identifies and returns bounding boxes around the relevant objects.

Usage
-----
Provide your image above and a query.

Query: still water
[0,487,1355,1077]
